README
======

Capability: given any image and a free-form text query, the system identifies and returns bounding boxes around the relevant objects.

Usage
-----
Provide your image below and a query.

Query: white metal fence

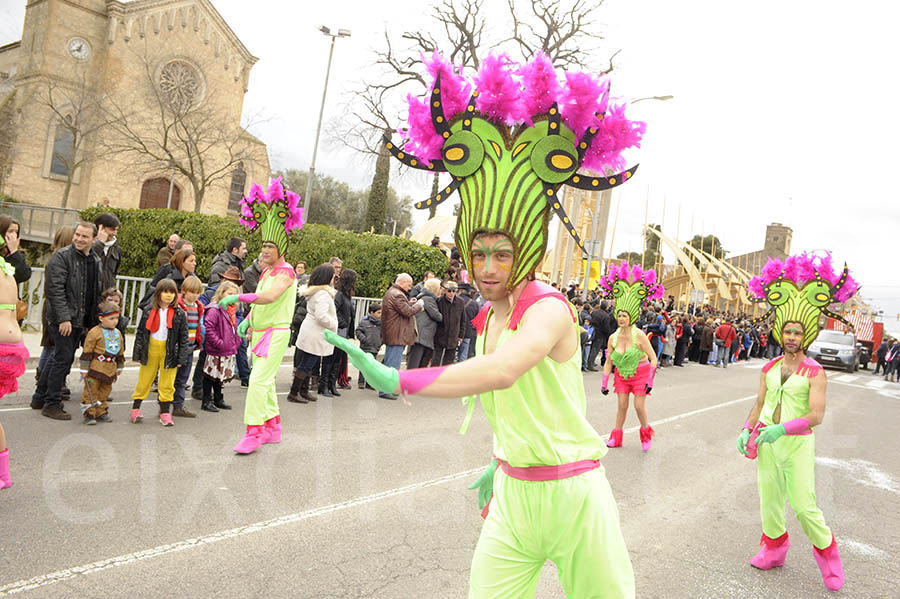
[19,267,382,334]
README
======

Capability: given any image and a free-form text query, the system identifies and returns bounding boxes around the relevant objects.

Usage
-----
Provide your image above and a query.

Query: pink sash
[250,327,289,358]
[496,457,601,481]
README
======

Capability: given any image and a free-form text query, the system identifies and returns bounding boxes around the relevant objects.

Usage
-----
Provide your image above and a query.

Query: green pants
[757,434,832,549]
[470,467,634,599]
[244,329,290,426]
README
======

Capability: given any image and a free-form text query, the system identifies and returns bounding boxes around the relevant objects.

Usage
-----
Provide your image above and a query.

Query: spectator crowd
[4,211,894,424]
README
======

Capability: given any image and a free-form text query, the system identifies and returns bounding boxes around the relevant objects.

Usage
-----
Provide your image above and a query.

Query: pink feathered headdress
[401,51,645,174]
[748,252,858,303]
[238,176,305,255]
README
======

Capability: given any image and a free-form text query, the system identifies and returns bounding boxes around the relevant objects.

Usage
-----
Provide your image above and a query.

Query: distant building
[727,222,793,275]
[0,0,269,213]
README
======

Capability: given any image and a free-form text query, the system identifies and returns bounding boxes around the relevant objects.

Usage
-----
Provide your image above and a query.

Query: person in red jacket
[714,319,737,368]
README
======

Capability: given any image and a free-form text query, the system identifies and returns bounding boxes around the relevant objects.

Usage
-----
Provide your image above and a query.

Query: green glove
[467,459,499,510]
[323,330,399,393]
[219,294,241,309]
[737,428,751,455]
[237,319,250,340]
[756,424,786,445]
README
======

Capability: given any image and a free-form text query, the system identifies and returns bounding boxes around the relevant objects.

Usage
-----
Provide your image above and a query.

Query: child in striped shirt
[173,275,204,418]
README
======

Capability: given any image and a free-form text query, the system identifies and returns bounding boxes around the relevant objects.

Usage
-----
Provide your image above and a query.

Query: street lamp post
[304,26,351,222]
[166,159,176,209]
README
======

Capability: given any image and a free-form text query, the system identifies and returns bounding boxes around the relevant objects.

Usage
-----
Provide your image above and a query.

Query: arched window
[228,162,246,213]
[49,115,75,177]
[140,177,181,210]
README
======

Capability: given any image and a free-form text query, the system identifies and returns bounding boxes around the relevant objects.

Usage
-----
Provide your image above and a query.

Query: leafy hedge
[79,207,447,298]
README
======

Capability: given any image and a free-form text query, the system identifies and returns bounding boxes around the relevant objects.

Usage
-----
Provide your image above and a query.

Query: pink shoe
[159,413,174,427]
[639,426,655,451]
[262,415,282,444]
[813,536,844,590]
[233,425,265,454]
[130,409,143,424]
[606,429,623,448]
[0,448,11,490]
[750,532,789,569]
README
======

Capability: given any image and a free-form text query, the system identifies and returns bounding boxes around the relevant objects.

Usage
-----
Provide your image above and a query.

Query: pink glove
[398,365,449,395]
[782,418,811,435]
[644,366,657,394]
[238,293,258,304]
[601,374,610,395]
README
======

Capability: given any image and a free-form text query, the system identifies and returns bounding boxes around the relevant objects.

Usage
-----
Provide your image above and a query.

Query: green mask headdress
[598,261,665,325]
[748,252,859,349]
[384,52,646,290]
[239,176,305,256]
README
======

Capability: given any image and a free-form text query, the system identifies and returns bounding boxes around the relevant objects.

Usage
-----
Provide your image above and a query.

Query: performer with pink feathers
[598,262,663,450]
[0,239,29,489]
[739,253,859,591]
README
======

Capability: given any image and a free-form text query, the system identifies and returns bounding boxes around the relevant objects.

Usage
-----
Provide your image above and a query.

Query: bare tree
[507,0,616,72]
[39,71,110,207]
[100,47,263,213]
[339,0,613,225]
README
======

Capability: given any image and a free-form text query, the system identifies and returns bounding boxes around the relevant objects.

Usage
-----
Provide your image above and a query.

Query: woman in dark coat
[407,278,443,369]
[320,268,356,397]
[689,317,705,362]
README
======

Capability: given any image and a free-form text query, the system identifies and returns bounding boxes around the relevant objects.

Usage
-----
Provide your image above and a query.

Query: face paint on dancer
[259,242,281,267]
[782,322,805,354]
[616,311,632,328]
[471,234,515,302]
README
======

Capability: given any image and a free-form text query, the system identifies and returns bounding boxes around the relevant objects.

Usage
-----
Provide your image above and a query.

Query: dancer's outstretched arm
[326,298,575,398]
[220,273,293,307]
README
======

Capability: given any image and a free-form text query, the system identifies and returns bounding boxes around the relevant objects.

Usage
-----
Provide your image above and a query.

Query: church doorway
[140,177,181,210]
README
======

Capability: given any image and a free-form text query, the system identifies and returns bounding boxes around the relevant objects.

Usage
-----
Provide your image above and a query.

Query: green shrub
[79,207,447,297]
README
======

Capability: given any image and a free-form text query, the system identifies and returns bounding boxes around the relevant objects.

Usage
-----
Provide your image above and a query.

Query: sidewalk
[20,331,299,366]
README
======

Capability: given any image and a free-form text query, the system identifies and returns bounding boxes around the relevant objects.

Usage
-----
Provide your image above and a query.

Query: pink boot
[159,413,174,427]
[750,532,789,569]
[0,448,11,490]
[606,429,623,448]
[130,409,143,424]
[639,426,655,451]
[233,425,265,454]
[262,415,282,444]
[813,536,844,590]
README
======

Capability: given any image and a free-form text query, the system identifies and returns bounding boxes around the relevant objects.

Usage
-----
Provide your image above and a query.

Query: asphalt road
[0,358,898,598]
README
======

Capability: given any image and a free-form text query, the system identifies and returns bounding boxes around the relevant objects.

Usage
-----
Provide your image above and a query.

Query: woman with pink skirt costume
[0,250,30,490]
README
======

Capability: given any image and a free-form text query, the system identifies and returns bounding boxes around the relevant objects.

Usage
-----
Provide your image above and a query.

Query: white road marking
[815,457,900,495]
[841,538,890,560]
[0,392,759,594]
[834,374,858,383]
[866,380,888,389]
[0,468,484,596]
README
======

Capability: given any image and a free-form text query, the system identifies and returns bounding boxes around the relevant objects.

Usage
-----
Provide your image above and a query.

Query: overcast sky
[2,0,898,334]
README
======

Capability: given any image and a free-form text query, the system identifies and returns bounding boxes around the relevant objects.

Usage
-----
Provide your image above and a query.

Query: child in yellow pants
[131,279,189,426]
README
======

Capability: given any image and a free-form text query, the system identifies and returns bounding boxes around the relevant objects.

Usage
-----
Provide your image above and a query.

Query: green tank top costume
[609,327,643,378]
[760,355,818,428]
[249,264,296,330]
[473,298,608,468]
[0,256,16,311]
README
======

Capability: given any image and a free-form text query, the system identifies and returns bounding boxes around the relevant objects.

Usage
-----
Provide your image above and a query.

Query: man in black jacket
[456,283,480,362]
[433,281,466,366]
[208,237,246,286]
[588,300,615,370]
[32,222,101,420]
[92,212,121,292]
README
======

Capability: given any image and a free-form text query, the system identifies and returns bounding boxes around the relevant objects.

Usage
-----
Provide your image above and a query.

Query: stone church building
[0,0,269,214]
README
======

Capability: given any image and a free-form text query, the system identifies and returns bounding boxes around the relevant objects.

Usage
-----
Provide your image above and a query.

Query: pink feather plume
[581,103,646,174]
[284,190,305,233]
[474,54,527,125]
[558,72,606,139]
[753,253,858,303]
[518,51,561,117]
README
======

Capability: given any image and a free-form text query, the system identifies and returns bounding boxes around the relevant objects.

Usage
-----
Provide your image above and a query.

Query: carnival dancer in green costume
[220,177,303,454]
[325,52,645,598]
[598,261,662,450]
[739,252,859,591]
